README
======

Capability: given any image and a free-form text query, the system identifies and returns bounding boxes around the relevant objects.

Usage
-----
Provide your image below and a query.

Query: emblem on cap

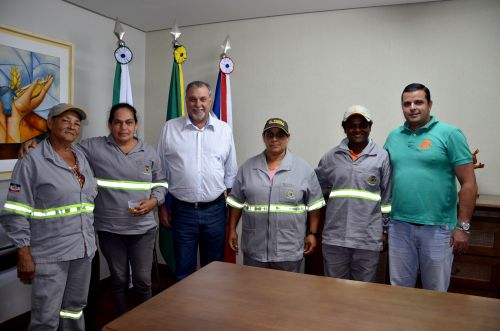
[268,119,285,126]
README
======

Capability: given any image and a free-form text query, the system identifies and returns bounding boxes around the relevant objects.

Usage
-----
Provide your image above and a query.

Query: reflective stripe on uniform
[3,201,94,219]
[307,198,326,211]
[31,203,94,219]
[60,309,83,320]
[3,201,33,216]
[96,178,168,190]
[226,196,245,209]
[381,204,392,214]
[329,189,381,202]
[245,204,307,214]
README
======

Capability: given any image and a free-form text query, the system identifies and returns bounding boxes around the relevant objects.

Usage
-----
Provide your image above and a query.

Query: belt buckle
[194,202,199,209]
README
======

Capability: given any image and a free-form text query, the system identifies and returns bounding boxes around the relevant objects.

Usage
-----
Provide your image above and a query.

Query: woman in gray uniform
[2,103,97,331]
[227,118,325,272]
[80,103,167,314]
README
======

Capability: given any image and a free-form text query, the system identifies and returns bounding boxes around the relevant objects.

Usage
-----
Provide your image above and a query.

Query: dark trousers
[171,196,226,281]
[98,230,156,315]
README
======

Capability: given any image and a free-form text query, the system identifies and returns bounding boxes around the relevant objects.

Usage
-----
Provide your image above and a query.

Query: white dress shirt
[157,113,237,203]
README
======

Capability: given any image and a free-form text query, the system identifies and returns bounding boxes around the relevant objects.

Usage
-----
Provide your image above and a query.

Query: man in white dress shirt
[157,81,237,281]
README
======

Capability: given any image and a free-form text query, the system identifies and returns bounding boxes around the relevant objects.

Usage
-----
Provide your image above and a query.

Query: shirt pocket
[276,228,301,255]
[31,217,67,243]
[241,228,257,256]
[36,183,73,208]
[208,153,225,172]
[135,160,154,179]
[278,183,302,205]
[353,168,380,191]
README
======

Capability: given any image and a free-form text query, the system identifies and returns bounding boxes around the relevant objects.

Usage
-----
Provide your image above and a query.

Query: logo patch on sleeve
[9,183,21,192]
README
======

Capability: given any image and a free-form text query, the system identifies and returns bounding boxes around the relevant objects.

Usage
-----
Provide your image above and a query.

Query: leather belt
[172,193,225,209]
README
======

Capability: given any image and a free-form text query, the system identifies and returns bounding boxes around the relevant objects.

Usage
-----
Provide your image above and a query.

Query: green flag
[166,60,185,120]
[112,62,121,106]
[159,45,186,275]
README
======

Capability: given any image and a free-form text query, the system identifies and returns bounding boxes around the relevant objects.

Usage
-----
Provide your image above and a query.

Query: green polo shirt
[384,117,472,227]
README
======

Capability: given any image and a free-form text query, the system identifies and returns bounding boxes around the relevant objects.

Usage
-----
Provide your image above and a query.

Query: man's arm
[452,163,477,254]
[158,203,171,228]
[156,123,171,228]
[223,129,238,189]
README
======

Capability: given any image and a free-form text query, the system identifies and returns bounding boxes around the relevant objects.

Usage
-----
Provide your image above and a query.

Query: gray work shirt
[316,138,392,251]
[1,140,97,263]
[227,151,325,262]
[78,135,167,235]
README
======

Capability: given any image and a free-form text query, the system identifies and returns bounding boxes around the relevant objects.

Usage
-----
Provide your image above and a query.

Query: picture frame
[0,26,73,176]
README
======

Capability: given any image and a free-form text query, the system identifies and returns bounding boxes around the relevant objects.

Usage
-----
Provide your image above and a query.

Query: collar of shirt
[105,134,145,154]
[402,116,438,134]
[42,139,85,171]
[254,149,293,173]
[337,138,377,156]
[42,139,76,162]
[183,113,216,131]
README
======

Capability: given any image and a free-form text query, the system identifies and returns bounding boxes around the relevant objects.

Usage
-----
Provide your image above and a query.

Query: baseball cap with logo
[48,103,87,121]
[342,105,372,123]
[263,118,289,135]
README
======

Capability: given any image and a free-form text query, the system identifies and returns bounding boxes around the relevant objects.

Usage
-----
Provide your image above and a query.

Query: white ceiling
[63,0,444,32]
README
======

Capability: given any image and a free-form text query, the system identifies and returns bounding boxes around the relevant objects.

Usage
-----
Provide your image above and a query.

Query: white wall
[0,0,146,323]
[145,0,500,195]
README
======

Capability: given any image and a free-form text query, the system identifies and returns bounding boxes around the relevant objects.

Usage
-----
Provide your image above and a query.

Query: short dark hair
[186,81,211,96]
[108,103,138,124]
[401,83,431,103]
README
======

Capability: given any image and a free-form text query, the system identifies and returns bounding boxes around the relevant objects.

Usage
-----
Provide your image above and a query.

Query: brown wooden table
[103,262,500,331]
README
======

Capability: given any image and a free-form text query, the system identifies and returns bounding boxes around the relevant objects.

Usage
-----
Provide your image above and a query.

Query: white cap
[342,105,372,123]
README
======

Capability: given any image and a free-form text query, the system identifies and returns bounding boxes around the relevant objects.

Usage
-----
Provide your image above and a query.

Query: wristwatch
[307,230,318,238]
[456,221,471,233]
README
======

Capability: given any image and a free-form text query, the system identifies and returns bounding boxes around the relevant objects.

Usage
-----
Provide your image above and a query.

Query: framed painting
[0,26,73,176]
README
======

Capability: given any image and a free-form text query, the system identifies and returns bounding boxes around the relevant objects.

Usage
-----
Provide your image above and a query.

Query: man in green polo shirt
[384,83,477,291]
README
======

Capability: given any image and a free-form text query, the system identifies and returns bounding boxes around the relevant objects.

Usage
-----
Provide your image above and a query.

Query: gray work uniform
[315,138,391,281]
[1,139,97,330]
[227,151,325,264]
[77,135,167,314]
[78,135,167,234]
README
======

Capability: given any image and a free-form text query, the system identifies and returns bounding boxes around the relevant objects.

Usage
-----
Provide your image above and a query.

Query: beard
[189,109,208,123]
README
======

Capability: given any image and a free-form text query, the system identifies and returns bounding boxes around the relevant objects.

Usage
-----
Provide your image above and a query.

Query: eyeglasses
[264,131,288,139]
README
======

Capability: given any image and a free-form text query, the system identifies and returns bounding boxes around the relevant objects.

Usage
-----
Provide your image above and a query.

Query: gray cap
[48,103,87,121]
[342,105,372,123]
